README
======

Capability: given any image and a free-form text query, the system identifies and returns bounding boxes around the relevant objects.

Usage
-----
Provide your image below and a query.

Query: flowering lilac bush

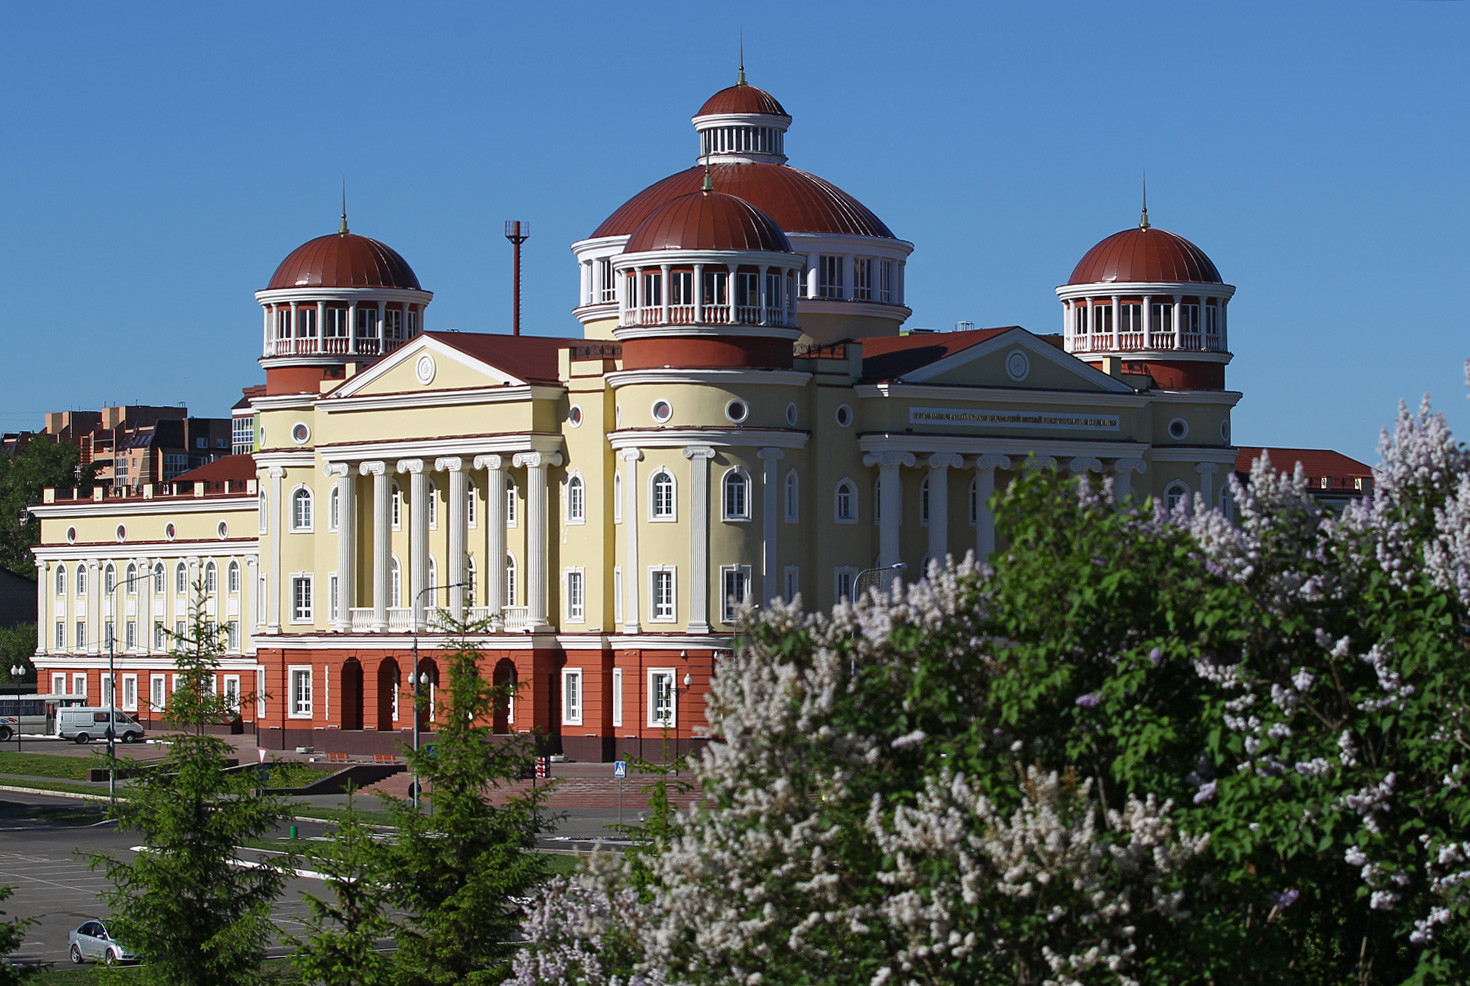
[511,397,1470,985]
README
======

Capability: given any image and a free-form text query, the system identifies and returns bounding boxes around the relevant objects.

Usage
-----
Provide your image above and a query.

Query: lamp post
[8,664,24,752]
[852,561,907,603]
[410,581,464,810]
[104,568,149,809]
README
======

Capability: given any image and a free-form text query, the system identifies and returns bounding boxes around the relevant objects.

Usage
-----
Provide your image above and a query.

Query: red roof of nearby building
[174,454,256,484]
[266,231,422,291]
[624,190,792,254]
[861,327,1018,381]
[1068,226,1222,285]
[424,333,568,386]
[697,82,789,119]
[592,162,896,240]
[1235,447,1372,480]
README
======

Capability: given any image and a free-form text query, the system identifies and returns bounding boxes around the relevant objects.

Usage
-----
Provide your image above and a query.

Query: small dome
[696,82,789,119]
[267,231,422,290]
[624,190,792,254]
[1068,225,1222,285]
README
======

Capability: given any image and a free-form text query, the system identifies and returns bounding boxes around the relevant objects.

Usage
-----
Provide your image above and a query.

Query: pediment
[899,328,1134,394]
[327,336,526,402]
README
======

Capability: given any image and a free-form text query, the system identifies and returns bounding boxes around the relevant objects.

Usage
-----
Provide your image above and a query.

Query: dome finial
[738,33,746,85]
[1139,171,1150,229]
[702,157,714,196]
[340,180,349,235]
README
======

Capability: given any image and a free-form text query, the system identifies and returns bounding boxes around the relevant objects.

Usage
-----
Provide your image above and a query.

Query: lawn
[0,752,97,781]
[23,958,304,984]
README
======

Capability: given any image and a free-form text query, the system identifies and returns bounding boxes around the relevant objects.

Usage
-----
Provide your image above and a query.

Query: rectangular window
[1205,303,1220,335]
[227,622,240,653]
[384,308,403,340]
[784,565,800,603]
[101,676,113,707]
[125,621,136,650]
[613,566,623,624]
[407,310,419,335]
[852,257,872,301]
[702,270,727,306]
[228,564,240,594]
[1120,303,1141,332]
[765,271,784,310]
[641,271,662,307]
[506,483,517,527]
[289,667,313,718]
[669,270,693,305]
[223,675,241,713]
[1150,303,1172,334]
[324,307,348,337]
[291,576,313,623]
[721,566,751,623]
[153,622,164,649]
[1182,304,1201,333]
[122,674,138,712]
[1094,304,1113,334]
[565,569,585,623]
[611,668,623,728]
[650,567,676,623]
[836,567,859,605]
[818,255,844,299]
[150,674,166,712]
[174,619,186,643]
[104,621,114,650]
[648,670,675,728]
[598,258,616,303]
[55,621,64,650]
[735,271,759,308]
[879,260,896,303]
[561,668,583,726]
[52,672,66,695]
[75,621,86,650]
[72,672,87,699]
[296,307,316,338]
[257,669,266,719]
[328,574,339,623]
[356,307,378,337]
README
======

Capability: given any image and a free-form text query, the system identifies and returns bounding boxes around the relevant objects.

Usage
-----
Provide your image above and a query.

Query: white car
[0,716,16,742]
[68,920,137,964]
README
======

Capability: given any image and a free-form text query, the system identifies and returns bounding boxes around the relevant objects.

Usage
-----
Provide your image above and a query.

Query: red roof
[861,327,1017,381]
[593,162,895,240]
[267,232,422,291]
[174,454,256,485]
[697,83,789,119]
[1068,226,1221,285]
[625,190,791,254]
[424,333,568,386]
[1235,447,1372,480]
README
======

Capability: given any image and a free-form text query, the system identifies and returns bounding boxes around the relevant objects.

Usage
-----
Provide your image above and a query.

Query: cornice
[605,369,811,388]
[854,383,1149,408]
[30,496,258,519]
[608,427,808,451]
[858,433,1150,460]
[320,385,564,414]
[317,433,564,464]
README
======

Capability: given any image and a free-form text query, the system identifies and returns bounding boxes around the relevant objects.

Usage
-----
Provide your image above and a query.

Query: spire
[340,180,349,234]
[738,34,746,86]
[1139,171,1150,229]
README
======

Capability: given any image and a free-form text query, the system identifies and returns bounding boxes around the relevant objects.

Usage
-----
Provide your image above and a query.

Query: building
[29,73,1252,760]
[1235,446,1372,509]
[43,406,232,491]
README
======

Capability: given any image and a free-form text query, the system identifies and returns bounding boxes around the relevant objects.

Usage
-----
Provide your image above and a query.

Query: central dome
[1068,226,1221,285]
[267,231,422,291]
[696,82,789,119]
[624,189,792,254]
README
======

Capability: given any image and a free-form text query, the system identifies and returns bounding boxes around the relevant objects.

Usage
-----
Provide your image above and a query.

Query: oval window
[568,405,584,428]
[217,521,229,540]
[66,526,77,544]
[115,525,127,543]
[164,523,177,541]
[786,403,798,427]
[835,404,853,428]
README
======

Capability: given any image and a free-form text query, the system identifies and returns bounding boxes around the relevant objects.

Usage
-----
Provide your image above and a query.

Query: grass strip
[0,752,97,780]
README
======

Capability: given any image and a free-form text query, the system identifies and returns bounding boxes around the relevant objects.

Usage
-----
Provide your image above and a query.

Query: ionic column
[1196,461,1220,506]
[316,300,326,353]
[360,461,389,631]
[683,446,715,633]
[136,556,150,653]
[437,457,467,621]
[397,459,428,629]
[87,561,100,655]
[1111,295,1120,349]
[926,453,962,569]
[348,302,358,355]
[1069,456,1103,479]
[659,263,671,324]
[513,452,563,631]
[267,466,285,633]
[326,463,355,630]
[35,561,46,656]
[1112,458,1147,503]
[1172,295,1182,349]
[618,448,643,633]
[973,454,1011,561]
[757,448,784,604]
[474,455,507,628]
[863,451,915,590]
[1142,295,1153,349]
[246,557,259,636]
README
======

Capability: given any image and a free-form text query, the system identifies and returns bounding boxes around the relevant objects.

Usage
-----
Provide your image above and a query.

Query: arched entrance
[376,657,400,732]
[415,657,439,732]
[340,658,363,731]
[492,658,517,734]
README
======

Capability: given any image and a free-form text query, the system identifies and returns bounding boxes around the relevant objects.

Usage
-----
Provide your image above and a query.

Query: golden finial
[340,181,349,234]
[738,34,746,85]
[1139,171,1150,229]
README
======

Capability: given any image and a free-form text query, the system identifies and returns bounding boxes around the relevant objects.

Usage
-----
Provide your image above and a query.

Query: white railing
[502,606,530,630]
[469,606,494,623]
[349,608,375,631]
[387,607,412,630]
[346,605,526,632]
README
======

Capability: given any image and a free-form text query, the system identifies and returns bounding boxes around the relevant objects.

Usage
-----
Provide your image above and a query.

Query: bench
[326,752,350,764]
[373,754,399,764]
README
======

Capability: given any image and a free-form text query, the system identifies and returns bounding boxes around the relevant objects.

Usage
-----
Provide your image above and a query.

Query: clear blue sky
[3,1,1466,465]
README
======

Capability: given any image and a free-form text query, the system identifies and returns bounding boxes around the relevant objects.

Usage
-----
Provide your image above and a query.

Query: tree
[0,884,37,985]
[379,616,551,986]
[513,396,1470,986]
[0,625,35,683]
[0,437,93,578]
[88,595,292,986]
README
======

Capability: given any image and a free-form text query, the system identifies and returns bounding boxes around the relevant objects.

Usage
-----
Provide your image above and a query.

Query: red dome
[593,163,895,240]
[1068,226,1221,285]
[624,190,792,254]
[697,83,789,119]
[267,231,422,290]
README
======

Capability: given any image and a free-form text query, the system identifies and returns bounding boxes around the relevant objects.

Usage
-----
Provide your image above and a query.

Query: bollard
[289,825,298,840]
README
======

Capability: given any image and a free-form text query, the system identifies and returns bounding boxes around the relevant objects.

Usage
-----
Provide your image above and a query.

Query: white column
[361,461,389,631]
[267,466,284,633]
[693,262,705,321]
[926,453,962,569]
[35,561,46,655]
[1142,295,1153,349]
[513,451,563,631]
[87,561,100,655]
[437,457,467,621]
[474,455,508,628]
[397,459,428,629]
[1112,458,1147,503]
[316,300,326,353]
[348,301,358,355]
[246,557,258,636]
[376,301,386,353]
[863,452,915,590]
[618,448,643,634]
[1111,295,1120,350]
[758,448,783,604]
[660,263,671,325]
[684,447,716,633]
[326,463,355,630]
[1172,295,1182,349]
[973,454,1011,561]
[1196,462,1220,507]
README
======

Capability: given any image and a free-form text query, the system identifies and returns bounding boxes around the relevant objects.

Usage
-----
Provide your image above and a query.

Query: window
[613,566,623,624]
[735,271,759,307]
[1074,303,1089,335]
[52,672,66,695]
[150,675,166,712]
[784,565,800,603]
[324,307,348,338]
[384,308,402,340]
[873,477,882,525]
[969,477,979,526]
[613,471,622,524]
[205,561,217,594]
[651,470,676,520]
[836,567,859,604]
[1165,482,1188,514]
[565,569,585,622]
[72,672,87,699]
[1094,304,1113,335]
[505,480,517,527]
[259,490,268,533]
[223,675,241,713]
[670,270,693,306]
[105,620,114,650]
[853,257,872,301]
[702,269,727,306]
[227,561,240,594]
[641,270,662,307]
[296,306,315,338]
[291,576,313,623]
[919,475,931,526]
[104,564,116,595]
[722,468,750,521]
[428,558,438,599]
[649,670,676,727]
[75,622,86,650]
[567,475,586,524]
[650,567,676,622]
[1205,303,1220,336]
[834,479,857,523]
[328,574,339,622]
[175,619,186,641]
[1182,304,1201,333]
[466,479,478,527]
[391,483,403,529]
[879,260,896,304]
[784,471,799,522]
[561,668,583,725]
[289,667,313,718]
[1121,303,1141,333]
[427,481,438,529]
[55,565,66,596]
[125,621,136,650]
[76,565,87,596]
[154,622,166,649]
[176,562,187,595]
[463,558,477,608]
[818,255,843,299]
[153,563,165,593]
[356,307,378,337]
[765,271,784,310]
[1151,302,1172,335]
[328,488,339,531]
[122,674,138,712]
[721,566,751,622]
[612,667,623,728]
[390,559,402,607]
[55,621,64,649]
[504,554,517,607]
[284,486,310,530]
[598,258,616,303]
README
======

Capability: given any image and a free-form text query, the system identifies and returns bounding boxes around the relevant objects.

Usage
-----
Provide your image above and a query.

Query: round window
[568,405,583,428]
[164,523,177,541]
[1221,419,1231,443]
[726,400,749,424]
[652,400,673,424]
[217,521,229,540]
[291,422,310,445]
[786,403,798,427]
[835,404,853,428]
[115,524,127,543]
[1005,349,1031,383]
[414,353,437,385]
[66,526,77,544]
[1168,418,1189,440]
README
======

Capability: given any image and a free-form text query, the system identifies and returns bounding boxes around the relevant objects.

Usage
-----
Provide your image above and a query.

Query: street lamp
[8,664,24,752]
[410,581,464,810]
[104,567,150,808]
[852,561,907,603]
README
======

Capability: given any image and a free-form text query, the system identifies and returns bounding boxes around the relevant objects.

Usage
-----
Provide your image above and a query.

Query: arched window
[722,468,750,521]
[124,562,138,594]
[328,487,339,531]
[175,562,187,595]
[76,565,88,596]
[505,479,517,527]
[55,564,66,596]
[228,561,240,594]
[567,474,586,523]
[1164,481,1189,514]
[613,471,622,524]
[784,470,798,522]
[464,557,477,608]
[390,558,402,607]
[104,563,116,595]
[1219,484,1233,522]
[392,483,403,529]
[291,487,313,531]
[834,479,857,522]
[650,469,676,520]
[153,563,165,594]
[427,480,438,529]
[919,476,931,526]
[204,561,218,594]
[258,490,267,532]
[505,554,517,607]
[466,479,478,527]
[427,558,438,601]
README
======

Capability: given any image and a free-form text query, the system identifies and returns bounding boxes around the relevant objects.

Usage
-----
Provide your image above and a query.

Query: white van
[56,707,145,745]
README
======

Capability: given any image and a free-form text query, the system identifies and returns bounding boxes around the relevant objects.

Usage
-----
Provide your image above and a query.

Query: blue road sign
[613,760,627,778]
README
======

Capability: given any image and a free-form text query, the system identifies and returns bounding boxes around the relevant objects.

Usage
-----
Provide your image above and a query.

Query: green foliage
[609,737,692,900]
[0,439,93,578]
[0,884,37,985]
[289,794,395,986]
[379,616,552,986]
[0,624,36,681]
[87,595,292,986]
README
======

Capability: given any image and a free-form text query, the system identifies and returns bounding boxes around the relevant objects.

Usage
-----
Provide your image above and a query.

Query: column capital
[618,447,644,464]
[756,447,785,462]
[266,466,286,479]
[324,462,351,479]
[862,451,916,469]
[473,453,505,471]
[1068,456,1104,475]
[1195,461,1221,476]
[359,460,386,477]
[683,446,716,461]
[396,458,425,475]
[927,452,963,470]
[974,453,1012,471]
[1113,457,1148,475]
[435,456,464,473]
[513,451,563,470]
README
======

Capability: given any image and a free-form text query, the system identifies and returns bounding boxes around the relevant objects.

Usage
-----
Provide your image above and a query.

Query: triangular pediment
[897,328,1134,393]
[326,335,528,402]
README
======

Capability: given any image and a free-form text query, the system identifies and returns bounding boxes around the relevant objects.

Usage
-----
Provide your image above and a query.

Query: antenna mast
[504,220,530,336]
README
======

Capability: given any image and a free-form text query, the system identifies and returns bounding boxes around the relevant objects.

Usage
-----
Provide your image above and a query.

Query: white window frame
[227,621,240,653]
[55,621,65,650]
[466,479,478,528]
[721,467,751,522]
[51,672,66,695]
[648,669,676,727]
[72,672,88,699]
[649,566,676,623]
[328,574,339,624]
[391,483,403,530]
[1165,481,1189,513]
[149,674,166,712]
[154,563,166,593]
[612,667,623,728]
[223,674,241,713]
[75,622,86,650]
[834,478,857,524]
[228,561,240,594]
[784,470,798,522]
[291,485,314,532]
[566,473,586,525]
[649,469,677,521]
[561,668,583,726]
[390,557,402,607]
[125,620,137,651]
[505,480,518,528]
[836,566,860,604]
[290,574,313,624]
[121,674,138,712]
[328,487,339,532]
[76,565,88,596]
[504,554,517,607]
[288,666,313,718]
[720,565,751,623]
[565,568,585,623]
[613,566,623,624]
[175,562,187,595]
[427,480,438,530]
[205,561,218,594]
[784,565,799,603]
[612,470,622,524]
[55,564,67,596]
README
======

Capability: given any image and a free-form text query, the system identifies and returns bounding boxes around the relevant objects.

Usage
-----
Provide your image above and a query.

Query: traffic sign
[613,760,627,778]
